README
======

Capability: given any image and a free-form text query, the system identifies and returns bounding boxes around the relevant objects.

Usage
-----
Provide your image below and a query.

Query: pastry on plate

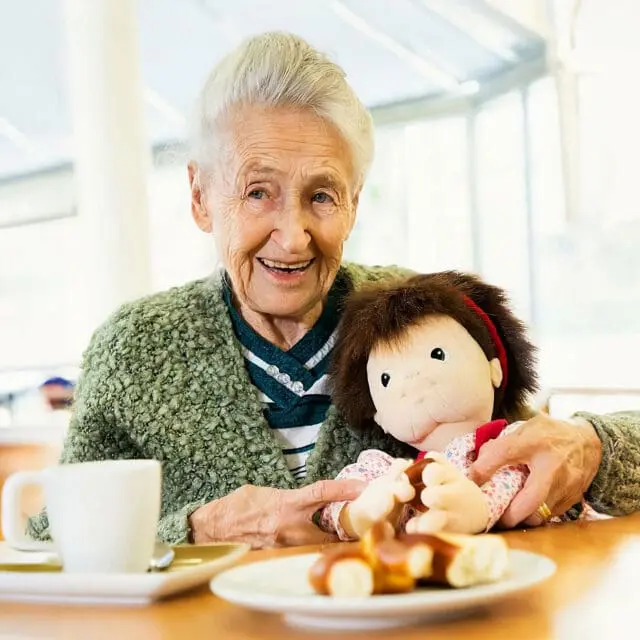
[309,521,509,597]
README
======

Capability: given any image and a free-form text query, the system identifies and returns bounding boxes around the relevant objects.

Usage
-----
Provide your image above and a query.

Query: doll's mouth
[407,435,427,448]
[407,420,440,447]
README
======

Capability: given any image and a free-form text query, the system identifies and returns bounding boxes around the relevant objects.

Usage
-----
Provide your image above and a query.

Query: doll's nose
[413,374,436,388]
[399,377,435,401]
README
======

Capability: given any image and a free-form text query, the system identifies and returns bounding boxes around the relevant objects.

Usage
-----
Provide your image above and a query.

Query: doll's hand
[406,452,489,535]
[342,458,416,539]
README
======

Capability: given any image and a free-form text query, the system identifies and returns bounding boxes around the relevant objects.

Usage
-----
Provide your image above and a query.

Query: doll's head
[330,271,538,450]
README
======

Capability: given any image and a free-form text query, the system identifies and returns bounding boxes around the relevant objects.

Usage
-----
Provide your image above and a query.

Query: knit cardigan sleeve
[26,310,202,544]
[578,411,640,516]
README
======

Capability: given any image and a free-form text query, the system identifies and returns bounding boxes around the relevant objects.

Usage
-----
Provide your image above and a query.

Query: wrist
[188,498,226,544]
[187,505,209,544]
[570,416,603,485]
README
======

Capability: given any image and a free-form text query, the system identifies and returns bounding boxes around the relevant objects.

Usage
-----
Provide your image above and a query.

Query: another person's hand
[189,479,365,548]
[468,413,602,528]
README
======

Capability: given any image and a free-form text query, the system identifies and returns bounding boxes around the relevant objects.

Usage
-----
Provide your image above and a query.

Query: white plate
[0,542,249,606]
[210,549,556,630]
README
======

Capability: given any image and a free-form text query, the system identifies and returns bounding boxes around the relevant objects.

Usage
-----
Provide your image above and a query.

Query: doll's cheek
[374,401,407,433]
[373,399,399,429]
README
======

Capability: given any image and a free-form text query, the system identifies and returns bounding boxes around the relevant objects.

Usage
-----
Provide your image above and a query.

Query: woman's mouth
[257,257,315,274]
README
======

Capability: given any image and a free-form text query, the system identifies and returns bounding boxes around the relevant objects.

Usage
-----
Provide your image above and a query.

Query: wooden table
[1,514,640,639]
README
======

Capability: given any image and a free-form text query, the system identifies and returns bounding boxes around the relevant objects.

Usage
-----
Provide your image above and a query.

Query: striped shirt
[222,274,347,482]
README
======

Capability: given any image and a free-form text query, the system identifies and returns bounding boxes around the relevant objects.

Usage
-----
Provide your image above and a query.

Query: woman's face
[189,104,359,320]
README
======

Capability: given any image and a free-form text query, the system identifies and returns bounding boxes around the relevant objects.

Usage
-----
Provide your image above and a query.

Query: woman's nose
[272,206,311,254]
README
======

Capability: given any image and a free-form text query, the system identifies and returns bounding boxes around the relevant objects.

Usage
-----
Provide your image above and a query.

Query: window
[147,162,217,292]
[0,216,88,370]
[404,117,473,273]
[348,116,473,273]
[347,125,409,267]
[528,1,640,388]
[474,91,530,320]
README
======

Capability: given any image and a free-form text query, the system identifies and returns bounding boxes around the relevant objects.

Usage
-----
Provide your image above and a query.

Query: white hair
[190,31,374,187]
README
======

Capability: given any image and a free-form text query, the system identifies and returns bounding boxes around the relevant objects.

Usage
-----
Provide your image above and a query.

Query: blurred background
[1,0,639,437]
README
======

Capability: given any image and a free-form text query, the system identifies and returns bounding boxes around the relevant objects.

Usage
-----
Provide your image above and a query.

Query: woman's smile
[256,256,316,284]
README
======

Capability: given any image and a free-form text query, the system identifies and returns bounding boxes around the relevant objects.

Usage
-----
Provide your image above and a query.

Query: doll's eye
[381,373,391,387]
[430,348,447,361]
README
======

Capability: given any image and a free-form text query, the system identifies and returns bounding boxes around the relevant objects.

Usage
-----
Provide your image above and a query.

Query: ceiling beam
[0,115,41,158]
[144,87,186,129]
[370,54,547,126]
[482,0,552,39]
[416,0,519,62]
[331,0,461,91]
[472,54,548,105]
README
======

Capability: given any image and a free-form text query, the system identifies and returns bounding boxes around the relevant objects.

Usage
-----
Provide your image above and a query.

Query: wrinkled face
[190,104,359,320]
[367,316,503,450]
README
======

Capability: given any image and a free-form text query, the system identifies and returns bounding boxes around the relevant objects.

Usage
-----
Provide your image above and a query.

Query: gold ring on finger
[536,502,552,522]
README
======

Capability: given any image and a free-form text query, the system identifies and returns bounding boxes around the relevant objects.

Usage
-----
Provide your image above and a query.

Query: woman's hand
[188,479,365,548]
[468,413,602,527]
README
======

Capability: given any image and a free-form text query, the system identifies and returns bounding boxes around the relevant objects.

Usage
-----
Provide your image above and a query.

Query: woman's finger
[520,512,546,528]
[297,478,367,509]
[550,494,582,520]
[520,491,571,527]
[468,435,526,485]
[288,523,340,547]
[499,466,554,528]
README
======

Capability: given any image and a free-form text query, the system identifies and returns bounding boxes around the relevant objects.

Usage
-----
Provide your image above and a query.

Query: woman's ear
[489,358,503,389]
[351,187,361,211]
[188,162,213,233]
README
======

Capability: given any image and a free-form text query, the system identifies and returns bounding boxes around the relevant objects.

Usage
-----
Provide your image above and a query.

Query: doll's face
[366,315,503,451]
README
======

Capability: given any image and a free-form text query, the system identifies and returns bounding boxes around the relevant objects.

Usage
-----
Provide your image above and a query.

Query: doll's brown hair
[330,271,538,430]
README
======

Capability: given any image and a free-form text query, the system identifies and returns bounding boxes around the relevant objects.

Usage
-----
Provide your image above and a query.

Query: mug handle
[1,470,55,551]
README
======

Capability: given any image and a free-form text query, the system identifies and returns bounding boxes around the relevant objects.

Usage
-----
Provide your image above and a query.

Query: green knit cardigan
[27,263,640,544]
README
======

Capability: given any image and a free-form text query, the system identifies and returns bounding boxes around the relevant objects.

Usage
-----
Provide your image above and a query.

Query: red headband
[463,296,508,390]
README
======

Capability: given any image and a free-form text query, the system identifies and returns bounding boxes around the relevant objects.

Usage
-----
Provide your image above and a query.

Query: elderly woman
[29,32,640,547]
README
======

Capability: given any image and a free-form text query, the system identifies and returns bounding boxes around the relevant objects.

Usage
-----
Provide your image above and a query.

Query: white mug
[1,459,161,573]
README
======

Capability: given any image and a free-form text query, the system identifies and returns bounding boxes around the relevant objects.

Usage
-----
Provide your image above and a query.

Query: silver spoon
[149,541,175,571]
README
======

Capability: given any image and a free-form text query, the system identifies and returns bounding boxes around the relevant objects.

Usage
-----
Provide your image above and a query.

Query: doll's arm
[318,450,414,541]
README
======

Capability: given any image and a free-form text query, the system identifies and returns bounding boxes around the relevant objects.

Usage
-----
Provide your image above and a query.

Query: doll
[318,270,540,540]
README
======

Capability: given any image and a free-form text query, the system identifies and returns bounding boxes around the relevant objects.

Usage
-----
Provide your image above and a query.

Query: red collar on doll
[463,296,508,390]
[415,419,509,461]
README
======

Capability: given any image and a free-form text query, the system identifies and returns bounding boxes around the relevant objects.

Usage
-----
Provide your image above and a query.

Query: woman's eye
[430,348,447,361]
[312,192,333,204]
[381,373,391,387]
[248,189,267,200]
